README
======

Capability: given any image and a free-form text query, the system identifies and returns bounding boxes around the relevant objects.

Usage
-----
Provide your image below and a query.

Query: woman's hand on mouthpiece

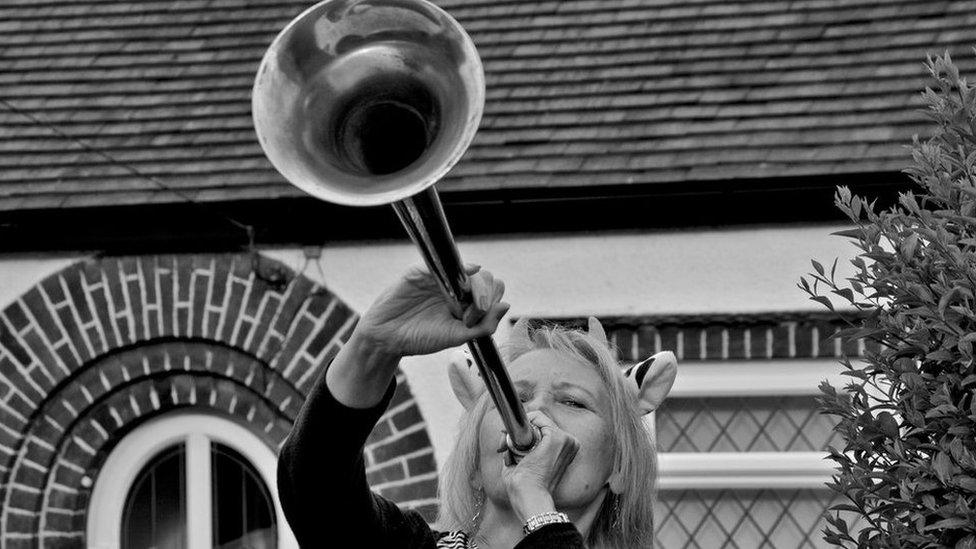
[503,411,580,520]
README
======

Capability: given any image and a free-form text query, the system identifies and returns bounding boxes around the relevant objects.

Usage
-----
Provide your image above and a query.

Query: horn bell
[252,0,485,207]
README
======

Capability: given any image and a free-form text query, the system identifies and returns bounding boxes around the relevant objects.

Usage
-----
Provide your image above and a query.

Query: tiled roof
[1,0,975,210]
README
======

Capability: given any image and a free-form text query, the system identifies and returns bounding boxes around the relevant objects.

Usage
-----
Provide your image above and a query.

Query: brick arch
[0,254,438,549]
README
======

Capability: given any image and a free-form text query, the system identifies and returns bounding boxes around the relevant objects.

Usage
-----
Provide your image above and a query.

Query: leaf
[877,412,899,438]
[956,535,976,549]
[926,349,955,362]
[901,232,920,259]
[832,228,863,239]
[831,503,863,514]
[949,425,973,437]
[820,380,838,397]
[953,475,976,492]
[933,452,955,483]
[799,277,811,293]
[926,403,958,418]
[833,288,856,302]
[951,306,976,320]
[811,295,835,311]
[923,517,970,531]
[813,260,825,276]
[939,287,959,318]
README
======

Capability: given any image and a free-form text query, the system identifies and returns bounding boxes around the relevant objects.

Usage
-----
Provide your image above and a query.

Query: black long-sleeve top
[276,365,586,548]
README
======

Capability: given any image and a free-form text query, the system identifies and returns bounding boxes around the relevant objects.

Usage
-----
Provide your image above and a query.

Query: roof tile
[2,0,974,209]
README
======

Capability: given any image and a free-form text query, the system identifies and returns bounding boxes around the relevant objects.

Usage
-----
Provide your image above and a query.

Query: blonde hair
[435,322,657,548]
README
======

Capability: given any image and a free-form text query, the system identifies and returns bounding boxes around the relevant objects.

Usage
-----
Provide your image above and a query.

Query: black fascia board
[0,172,912,255]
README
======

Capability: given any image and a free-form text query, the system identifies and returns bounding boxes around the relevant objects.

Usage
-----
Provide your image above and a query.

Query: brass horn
[252,0,535,453]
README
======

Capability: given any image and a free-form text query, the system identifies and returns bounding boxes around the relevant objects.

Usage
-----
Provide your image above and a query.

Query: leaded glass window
[212,443,278,548]
[656,396,841,453]
[122,445,187,549]
[119,440,277,549]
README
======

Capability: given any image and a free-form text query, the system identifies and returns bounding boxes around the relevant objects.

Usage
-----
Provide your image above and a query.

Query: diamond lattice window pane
[655,396,842,452]
[654,489,864,548]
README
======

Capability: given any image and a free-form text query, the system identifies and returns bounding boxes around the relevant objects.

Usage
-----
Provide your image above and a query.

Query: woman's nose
[524,394,552,413]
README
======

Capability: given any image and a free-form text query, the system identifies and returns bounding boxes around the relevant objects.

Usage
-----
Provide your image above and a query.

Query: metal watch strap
[522,511,570,535]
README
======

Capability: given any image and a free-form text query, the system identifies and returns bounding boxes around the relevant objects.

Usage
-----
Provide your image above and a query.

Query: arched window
[211,443,278,549]
[121,445,187,549]
[88,413,297,549]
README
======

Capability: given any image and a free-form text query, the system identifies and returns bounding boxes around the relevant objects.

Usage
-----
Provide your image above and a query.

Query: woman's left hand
[325,265,507,408]
[501,411,580,520]
[355,265,508,358]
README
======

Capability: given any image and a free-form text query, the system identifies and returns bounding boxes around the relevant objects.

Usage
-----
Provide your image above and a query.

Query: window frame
[655,359,846,490]
[86,412,298,549]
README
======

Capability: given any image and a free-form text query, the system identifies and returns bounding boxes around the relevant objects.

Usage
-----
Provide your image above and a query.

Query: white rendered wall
[263,224,857,318]
[0,256,79,310]
[0,224,856,465]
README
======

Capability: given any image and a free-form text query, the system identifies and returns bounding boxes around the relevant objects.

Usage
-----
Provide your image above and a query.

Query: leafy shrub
[800,51,976,548]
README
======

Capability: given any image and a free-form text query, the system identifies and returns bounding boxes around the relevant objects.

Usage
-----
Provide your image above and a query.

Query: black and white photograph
[1,0,975,547]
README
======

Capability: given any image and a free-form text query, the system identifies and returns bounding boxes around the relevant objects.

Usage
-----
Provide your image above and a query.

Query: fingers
[527,412,579,457]
[491,278,505,305]
[532,420,579,488]
[472,270,496,312]
[527,410,555,429]
[403,265,440,292]
[463,270,506,328]
[402,265,508,336]
[512,411,579,491]
[467,302,510,338]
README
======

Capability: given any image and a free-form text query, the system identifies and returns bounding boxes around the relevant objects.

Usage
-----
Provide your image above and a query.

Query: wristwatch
[522,511,570,535]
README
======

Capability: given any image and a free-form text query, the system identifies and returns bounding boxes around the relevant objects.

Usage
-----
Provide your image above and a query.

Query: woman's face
[477,348,616,509]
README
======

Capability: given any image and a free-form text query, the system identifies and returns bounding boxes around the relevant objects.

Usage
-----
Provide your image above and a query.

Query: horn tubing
[393,189,535,452]
[249,0,535,453]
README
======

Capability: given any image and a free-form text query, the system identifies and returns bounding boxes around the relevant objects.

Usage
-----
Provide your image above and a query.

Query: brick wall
[0,254,438,548]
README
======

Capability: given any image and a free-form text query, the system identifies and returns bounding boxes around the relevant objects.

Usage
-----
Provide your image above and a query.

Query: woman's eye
[561,399,586,409]
[518,393,531,403]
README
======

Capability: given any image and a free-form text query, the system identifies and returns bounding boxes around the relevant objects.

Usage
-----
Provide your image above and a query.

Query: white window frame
[655,359,845,490]
[87,412,298,549]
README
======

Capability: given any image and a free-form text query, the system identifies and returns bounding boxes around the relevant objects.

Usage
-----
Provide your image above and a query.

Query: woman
[277,266,676,548]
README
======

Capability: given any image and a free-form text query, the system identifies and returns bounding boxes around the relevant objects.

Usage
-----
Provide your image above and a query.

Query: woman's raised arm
[277,266,508,547]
